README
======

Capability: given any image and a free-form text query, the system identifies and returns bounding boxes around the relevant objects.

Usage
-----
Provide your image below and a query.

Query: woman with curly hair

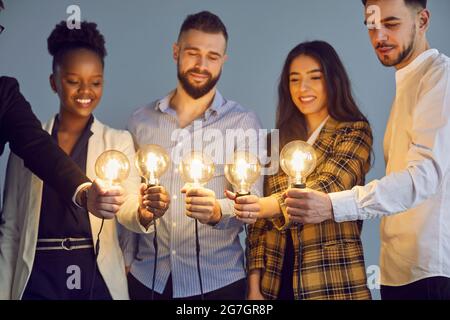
[0,20,167,300]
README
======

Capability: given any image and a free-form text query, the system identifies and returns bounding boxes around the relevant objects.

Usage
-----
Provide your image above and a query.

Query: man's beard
[177,62,221,100]
[377,27,416,67]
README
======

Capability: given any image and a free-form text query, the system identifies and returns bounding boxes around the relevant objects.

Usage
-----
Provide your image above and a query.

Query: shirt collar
[307,116,329,145]
[155,90,225,119]
[52,114,94,135]
[396,48,439,84]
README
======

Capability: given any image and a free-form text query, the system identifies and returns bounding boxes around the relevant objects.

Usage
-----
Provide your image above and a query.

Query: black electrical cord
[194,219,204,300]
[151,219,158,300]
[89,217,104,300]
[293,182,305,301]
[236,191,250,274]
[146,183,159,301]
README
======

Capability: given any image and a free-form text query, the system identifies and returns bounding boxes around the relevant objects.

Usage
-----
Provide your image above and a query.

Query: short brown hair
[361,0,427,9]
[178,11,228,43]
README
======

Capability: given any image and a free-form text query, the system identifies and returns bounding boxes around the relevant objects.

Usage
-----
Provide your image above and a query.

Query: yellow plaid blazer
[248,117,373,300]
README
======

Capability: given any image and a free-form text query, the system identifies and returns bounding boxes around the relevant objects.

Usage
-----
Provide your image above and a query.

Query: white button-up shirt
[329,49,450,286]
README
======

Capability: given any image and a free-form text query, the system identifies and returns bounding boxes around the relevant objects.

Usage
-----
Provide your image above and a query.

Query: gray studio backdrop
[1,0,450,300]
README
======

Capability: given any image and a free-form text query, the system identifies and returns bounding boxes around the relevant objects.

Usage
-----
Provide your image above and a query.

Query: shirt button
[174,168,179,174]
[172,250,176,255]
[173,194,178,200]
[172,222,176,228]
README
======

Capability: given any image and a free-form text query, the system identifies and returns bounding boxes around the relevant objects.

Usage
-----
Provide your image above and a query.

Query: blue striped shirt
[126,90,264,298]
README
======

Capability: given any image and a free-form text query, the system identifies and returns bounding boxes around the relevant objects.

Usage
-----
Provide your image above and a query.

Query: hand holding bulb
[139,184,170,228]
[224,190,260,224]
[135,145,171,228]
[224,151,262,224]
[179,151,221,225]
[280,141,333,224]
[86,150,130,220]
[79,179,125,220]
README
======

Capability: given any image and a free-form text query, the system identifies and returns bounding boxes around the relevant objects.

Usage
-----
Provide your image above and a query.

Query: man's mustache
[187,68,212,77]
[376,42,396,49]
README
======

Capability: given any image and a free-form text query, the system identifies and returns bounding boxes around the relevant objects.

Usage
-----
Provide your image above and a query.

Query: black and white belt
[36,237,93,251]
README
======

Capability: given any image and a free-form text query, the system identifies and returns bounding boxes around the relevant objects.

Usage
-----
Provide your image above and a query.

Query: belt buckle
[61,238,72,251]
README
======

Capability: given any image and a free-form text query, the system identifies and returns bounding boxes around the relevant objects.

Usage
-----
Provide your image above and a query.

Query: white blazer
[0,116,147,300]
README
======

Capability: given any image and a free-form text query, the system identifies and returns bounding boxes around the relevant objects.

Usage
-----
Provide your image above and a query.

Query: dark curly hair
[47,21,107,72]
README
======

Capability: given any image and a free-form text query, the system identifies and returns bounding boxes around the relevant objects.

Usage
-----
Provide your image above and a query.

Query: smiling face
[50,48,103,118]
[289,54,328,119]
[364,0,426,69]
[173,29,227,99]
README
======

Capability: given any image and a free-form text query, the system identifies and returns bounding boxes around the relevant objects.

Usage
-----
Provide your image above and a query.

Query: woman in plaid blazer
[226,41,373,300]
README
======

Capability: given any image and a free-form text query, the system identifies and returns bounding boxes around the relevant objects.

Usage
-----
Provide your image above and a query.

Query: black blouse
[37,115,94,239]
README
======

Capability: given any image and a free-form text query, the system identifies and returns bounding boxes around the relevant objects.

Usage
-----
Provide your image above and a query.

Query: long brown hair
[276,41,370,148]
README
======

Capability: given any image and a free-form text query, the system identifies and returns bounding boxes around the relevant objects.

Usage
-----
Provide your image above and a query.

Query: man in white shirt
[282,0,450,299]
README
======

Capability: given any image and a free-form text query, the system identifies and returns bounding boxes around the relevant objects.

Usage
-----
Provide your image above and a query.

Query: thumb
[140,183,148,195]
[92,179,107,196]
[224,189,237,201]
[181,183,191,194]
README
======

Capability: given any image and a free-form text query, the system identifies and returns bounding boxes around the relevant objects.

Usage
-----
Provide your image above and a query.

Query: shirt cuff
[135,208,156,234]
[213,198,241,230]
[270,193,290,231]
[72,182,92,208]
[329,189,360,222]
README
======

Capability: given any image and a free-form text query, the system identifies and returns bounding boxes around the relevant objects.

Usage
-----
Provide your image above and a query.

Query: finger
[97,203,121,213]
[236,215,257,225]
[284,198,308,209]
[98,195,125,206]
[148,200,168,210]
[286,188,309,199]
[234,195,258,205]
[140,208,154,220]
[98,210,116,220]
[91,179,107,196]
[145,193,170,203]
[235,210,257,220]
[102,186,124,197]
[185,209,194,218]
[224,190,237,201]
[186,204,212,214]
[144,193,164,201]
[286,206,303,217]
[146,186,165,194]
[186,188,214,198]
[140,183,148,196]
[234,203,260,212]
[186,197,215,206]
[180,184,191,194]
[152,208,166,219]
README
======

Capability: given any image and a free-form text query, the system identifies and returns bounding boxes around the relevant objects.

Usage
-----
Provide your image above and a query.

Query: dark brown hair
[178,11,228,43]
[362,0,427,9]
[276,40,369,148]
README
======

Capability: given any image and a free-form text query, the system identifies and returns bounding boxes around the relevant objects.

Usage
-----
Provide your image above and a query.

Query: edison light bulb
[179,151,215,188]
[280,140,316,188]
[225,151,261,196]
[135,144,170,186]
[95,150,130,187]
